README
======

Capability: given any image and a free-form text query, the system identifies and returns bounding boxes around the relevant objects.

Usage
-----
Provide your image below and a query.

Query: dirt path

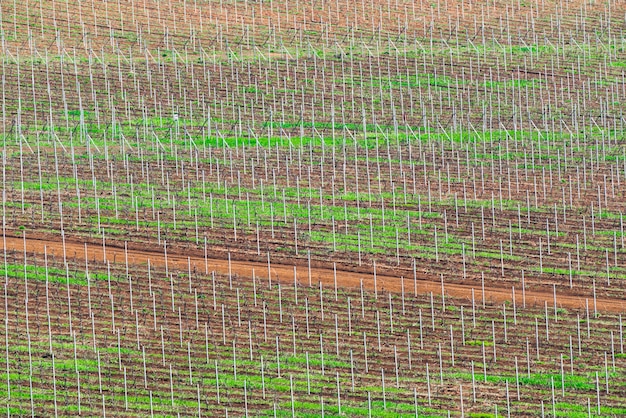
[1,235,624,313]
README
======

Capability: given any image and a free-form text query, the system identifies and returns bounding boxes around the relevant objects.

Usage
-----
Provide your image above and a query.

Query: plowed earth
[3,234,622,313]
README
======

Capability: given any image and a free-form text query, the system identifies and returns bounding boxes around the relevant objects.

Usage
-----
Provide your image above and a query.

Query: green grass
[448,371,604,391]
[0,263,110,286]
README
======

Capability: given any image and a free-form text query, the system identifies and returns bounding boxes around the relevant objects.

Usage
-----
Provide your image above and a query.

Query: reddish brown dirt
[2,234,623,313]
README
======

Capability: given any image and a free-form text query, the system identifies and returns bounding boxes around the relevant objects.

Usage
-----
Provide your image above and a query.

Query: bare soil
[3,234,622,313]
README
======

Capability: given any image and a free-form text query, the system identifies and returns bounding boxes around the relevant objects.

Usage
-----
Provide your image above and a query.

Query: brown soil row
[2,234,624,314]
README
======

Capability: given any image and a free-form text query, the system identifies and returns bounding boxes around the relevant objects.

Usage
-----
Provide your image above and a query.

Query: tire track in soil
[2,235,623,313]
